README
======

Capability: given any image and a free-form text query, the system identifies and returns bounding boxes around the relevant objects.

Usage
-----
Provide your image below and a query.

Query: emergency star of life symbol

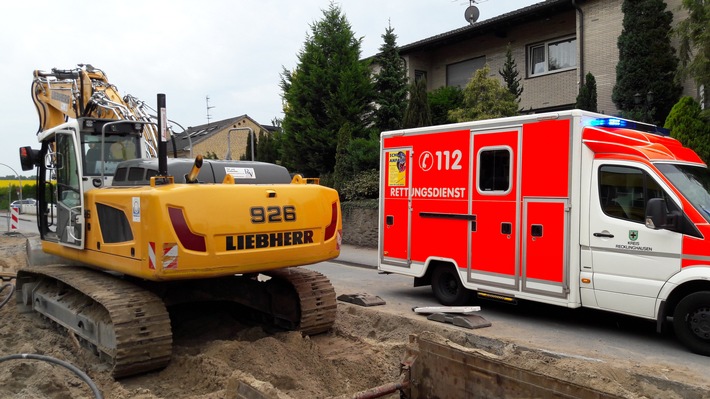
[629,230,638,241]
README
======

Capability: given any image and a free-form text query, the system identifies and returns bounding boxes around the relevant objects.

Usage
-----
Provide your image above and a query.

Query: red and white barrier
[10,206,19,231]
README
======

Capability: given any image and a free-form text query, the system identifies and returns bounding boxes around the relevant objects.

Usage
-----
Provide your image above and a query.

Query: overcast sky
[1,0,539,177]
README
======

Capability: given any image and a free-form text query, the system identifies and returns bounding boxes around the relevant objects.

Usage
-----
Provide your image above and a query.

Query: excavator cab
[21,118,145,249]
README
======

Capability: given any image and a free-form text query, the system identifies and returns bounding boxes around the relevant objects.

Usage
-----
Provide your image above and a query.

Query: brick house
[397,0,700,116]
[169,115,278,160]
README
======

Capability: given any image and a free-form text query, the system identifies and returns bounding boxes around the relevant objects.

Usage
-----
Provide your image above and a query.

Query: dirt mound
[0,233,708,399]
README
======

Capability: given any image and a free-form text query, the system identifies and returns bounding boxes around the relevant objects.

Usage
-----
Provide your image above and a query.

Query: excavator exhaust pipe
[157,93,168,177]
[186,155,204,183]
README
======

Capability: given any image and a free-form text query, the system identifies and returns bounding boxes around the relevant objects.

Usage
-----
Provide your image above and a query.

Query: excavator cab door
[53,129,85,249]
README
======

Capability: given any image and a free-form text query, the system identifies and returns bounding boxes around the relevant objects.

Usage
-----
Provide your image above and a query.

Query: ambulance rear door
[468,128,520,289]
[381,147,413,267]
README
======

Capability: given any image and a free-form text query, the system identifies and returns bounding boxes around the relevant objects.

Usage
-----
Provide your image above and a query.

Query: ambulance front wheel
[673,291,710,356]
[431,266,471,306]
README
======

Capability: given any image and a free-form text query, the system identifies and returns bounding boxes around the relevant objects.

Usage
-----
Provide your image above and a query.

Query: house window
[447,56,486,88]
[528,36,577,76]
[415,70,427,82]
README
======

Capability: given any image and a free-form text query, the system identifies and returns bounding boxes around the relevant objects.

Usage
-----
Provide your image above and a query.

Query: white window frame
[528,36,577,77]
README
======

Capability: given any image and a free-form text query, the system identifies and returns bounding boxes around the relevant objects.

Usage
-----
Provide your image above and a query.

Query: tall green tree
[675,0,710,114]
[402,78,432,128]
[239,131,257,161]
[279,2,373,177]
[665,96,710,163]
[498,44,523,102]
[576,72,598,112]
[449,65,518,122]
[373,24,408,132]
[255,130,282,164]
[428,86,464,125]
[612,0,681,124]
[332,122,352,192]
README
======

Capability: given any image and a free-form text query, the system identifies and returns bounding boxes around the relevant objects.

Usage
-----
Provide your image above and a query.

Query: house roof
[398,0,575,54]
[168,114,271,153]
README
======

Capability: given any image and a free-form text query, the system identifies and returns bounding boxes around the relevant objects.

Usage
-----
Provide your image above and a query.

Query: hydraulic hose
[0,283,14,309]
[0,354,103,399]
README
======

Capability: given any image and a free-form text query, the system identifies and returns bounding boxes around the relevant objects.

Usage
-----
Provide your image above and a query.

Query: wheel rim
[688,306,710,341]
[440,273,458,297]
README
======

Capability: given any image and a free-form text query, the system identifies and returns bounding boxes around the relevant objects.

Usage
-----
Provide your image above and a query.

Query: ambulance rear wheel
[431,266,470,306]
[673,291,710,356]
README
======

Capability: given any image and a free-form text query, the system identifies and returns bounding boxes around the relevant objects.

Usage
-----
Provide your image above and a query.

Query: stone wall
[341,203,378,248]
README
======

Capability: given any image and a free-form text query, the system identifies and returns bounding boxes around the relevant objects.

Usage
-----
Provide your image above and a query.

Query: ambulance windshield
[656,163,710,223]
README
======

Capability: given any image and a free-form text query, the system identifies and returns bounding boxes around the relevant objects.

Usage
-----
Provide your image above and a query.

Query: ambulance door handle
[593,232,614,238]
[501,223,512,235]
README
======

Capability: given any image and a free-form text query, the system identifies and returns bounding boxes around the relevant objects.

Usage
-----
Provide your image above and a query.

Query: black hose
[0,354,103,399]
[0,283,14,309]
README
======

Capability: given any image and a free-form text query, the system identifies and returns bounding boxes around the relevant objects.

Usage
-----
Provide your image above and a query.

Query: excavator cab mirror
[19,146,40,171]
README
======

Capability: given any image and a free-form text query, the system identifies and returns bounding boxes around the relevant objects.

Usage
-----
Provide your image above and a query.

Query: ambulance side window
[598,165,673,223]
[478,148,511,193]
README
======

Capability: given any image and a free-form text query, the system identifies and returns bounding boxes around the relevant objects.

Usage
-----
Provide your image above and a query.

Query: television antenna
[205,95,215,125]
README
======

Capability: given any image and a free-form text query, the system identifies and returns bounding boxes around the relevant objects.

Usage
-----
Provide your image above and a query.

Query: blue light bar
[588,118,629,128]
[586,118,670,136]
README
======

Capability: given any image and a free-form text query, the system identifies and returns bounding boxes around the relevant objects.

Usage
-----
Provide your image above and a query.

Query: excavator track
[15,265,335,378]
[266,268,337,335]
[16,265,172,378]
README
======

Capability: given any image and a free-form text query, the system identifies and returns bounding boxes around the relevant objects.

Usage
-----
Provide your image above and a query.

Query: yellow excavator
[17,65,342,377]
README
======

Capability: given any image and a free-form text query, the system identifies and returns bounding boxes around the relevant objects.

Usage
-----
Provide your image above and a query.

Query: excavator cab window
[82,133,141,176]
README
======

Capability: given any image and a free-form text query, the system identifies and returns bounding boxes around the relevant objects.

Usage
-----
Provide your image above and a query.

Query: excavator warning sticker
[388,151,407,187]
[225,167,256,179]
[132,197,140,222]
[148,242,178,270]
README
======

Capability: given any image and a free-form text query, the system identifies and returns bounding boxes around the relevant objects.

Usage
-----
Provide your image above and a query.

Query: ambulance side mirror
[645,198,676,230]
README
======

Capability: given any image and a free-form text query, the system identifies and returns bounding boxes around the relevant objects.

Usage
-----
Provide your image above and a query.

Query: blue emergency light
[586,117,670,136]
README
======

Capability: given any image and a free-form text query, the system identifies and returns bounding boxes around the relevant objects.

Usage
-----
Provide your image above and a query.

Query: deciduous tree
[449,66,518,122]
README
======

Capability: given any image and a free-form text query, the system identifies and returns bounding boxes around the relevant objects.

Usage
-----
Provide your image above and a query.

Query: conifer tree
[403,78,431,128]
[279,3,373,177]
[498,44,523,102]
[576,72,598,112]
[373,24,408,132]
[675,0,710,114]
[612,0,681,124]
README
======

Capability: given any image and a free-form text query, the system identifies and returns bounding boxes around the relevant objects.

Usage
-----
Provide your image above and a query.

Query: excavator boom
[31,64,160,158]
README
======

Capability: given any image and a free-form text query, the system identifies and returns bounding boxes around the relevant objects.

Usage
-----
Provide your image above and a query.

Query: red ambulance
[379,110,710,356]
